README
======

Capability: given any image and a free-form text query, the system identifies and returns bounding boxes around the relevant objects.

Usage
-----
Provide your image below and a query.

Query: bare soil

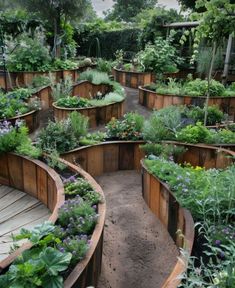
[96,171,178,288]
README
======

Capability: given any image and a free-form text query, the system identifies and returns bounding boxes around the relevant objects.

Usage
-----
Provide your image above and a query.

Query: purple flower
[215,240,221,246]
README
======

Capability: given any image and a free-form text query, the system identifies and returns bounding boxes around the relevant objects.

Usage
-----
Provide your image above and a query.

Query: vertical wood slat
[8,154,23,190]
[119,144,134,170]
[47,175,56,211]
[37,167,48,206]
[159,185,169,228]
[0,154,9,185]
[103,144,119,173]
[23,158,37,198]
[168,194,179,242]
[87,147,104,177]
[149,174,160,217]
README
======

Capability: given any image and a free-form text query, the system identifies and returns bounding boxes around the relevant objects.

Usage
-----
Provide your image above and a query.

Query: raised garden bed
[1,109,39,134]
[60,140,235,287]
[113,67,153,89]
[139,86,235,118]
[53,80,125,128]
[0,153,64,271]
[0,153,106,288]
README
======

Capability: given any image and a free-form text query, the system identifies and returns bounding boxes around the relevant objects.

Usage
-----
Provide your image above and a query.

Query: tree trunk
[204,41,217,126]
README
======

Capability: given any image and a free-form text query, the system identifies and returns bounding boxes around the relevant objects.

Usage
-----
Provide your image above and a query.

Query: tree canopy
[105,0,158,22]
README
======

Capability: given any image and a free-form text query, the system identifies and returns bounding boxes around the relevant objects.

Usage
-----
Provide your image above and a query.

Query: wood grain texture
[138,86,235,117]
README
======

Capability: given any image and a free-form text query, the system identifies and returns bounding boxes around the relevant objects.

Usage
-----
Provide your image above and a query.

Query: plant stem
[204,41,216,126]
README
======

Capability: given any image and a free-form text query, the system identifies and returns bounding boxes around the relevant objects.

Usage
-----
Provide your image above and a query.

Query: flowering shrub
[106,112,144,140]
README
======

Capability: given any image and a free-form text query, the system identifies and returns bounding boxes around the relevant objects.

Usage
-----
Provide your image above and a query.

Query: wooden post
[204,41,216,126]
[222,34,233,84]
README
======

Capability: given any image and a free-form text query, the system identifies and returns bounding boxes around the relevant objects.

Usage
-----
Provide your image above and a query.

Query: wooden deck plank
[0,186,15,199]
[0,185,51,261]
[0,189,26,210]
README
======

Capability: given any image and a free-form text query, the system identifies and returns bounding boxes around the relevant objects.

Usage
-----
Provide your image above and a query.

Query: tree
[178,0,235,10]
[16,0,93,57]
[191,0,235,124]
[105,0,158,22]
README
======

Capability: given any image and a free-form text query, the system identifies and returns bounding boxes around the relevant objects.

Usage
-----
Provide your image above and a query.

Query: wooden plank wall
[0,153,63,212]
[138,87,235,119]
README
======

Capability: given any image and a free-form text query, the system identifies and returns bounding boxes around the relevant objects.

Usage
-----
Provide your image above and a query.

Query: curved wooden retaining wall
[54,80,125,128]
[0,154,106,288]
[139,86,235,118]
[0,153,64,271]
[53,100,125,128]
[72,81,113,99]
[141,163,194,288]
[1,110,39,134]
[61,141,193,287]
[61,141,235,287]
[113,68,153,89]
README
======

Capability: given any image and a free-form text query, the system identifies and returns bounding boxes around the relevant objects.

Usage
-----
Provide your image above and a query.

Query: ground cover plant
[144,157,235,287]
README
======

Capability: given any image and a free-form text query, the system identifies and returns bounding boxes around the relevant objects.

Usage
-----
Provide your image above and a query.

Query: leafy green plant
[140,143,187,161]
[55,96,91,108]
[79,70,110,85]
[31,75,51,88]
[44,149,67,170]
[96,58,113,74]
[106,112,144,140]
[176,122,211,143]
[51,76,73,101]
[69,111,88,139]
[136,37,182,74]
[37,120,78,153]
[186,105,224,126]
[0,247,71,288]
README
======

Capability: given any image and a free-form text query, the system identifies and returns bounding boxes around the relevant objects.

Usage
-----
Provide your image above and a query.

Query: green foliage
[96,58,113,74]
[38,119,78,153]
[38,113,89,154]
[138,7,183,46]
[0,247,71,288]
[176,122,211,143]
[105,0,158,22]
[106,112,144,140]
[140,143,187,160]
[44,149,67,170]
[208,129,235,144]
[184,78,225,97]
[16,137,42,159]
[7,33,52,72]
[75,24,141,60]
[51,76,73,101]
[186,105,224,126]
[69,111,88,139]
[136,37,182,74]
[79,70,110,85]
[56,96,91,108]
[31,75,51,88]
[79,131,106,146]
[52,58,78,70]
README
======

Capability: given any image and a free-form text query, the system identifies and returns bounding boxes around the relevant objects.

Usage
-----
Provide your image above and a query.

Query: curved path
[0,185,51,261]
[96,171,178,288]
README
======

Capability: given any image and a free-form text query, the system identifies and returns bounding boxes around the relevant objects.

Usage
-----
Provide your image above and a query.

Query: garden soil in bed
[96,171,178,288]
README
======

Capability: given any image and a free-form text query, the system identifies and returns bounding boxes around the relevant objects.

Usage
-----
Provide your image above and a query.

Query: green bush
[106,112,144,140]
[176,122,211,143]
[136,37,182,74]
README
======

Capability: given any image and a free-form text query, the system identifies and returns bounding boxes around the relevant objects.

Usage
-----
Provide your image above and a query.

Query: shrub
[106,112,144,140]
[79,70,110,85]
[136,37,182,74]
[176,122,211,143]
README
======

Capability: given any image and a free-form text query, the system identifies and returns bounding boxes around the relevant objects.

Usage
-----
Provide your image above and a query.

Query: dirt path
[96,171,178,288]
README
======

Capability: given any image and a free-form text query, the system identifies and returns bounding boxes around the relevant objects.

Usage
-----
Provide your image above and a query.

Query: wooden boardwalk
[0,185,51,261]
